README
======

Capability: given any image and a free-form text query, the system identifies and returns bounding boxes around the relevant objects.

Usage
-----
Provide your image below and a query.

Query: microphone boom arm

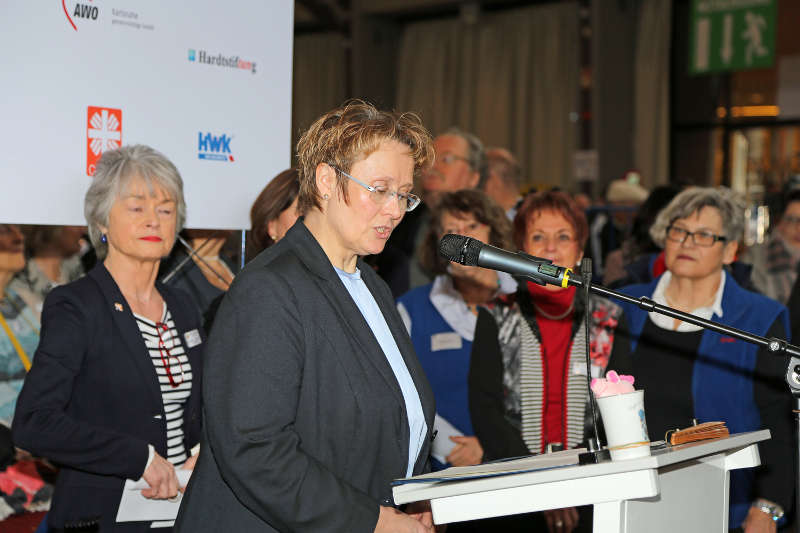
[551,274,800,360]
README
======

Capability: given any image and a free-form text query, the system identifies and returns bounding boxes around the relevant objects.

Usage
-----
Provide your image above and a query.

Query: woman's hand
[375,505,434,533]
[742,506,776,533]
[182,452,199,471]
[544,507,579,533]
[406,500,434,530]
[445,436,483,466]
[177,452,200,493]
[141,452,179,500]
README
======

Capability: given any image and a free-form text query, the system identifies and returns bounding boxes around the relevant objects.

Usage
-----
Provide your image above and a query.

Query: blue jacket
[616,273,789,527]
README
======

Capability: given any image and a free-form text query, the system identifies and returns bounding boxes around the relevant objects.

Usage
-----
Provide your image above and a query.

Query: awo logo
[87,107,122,176]
[198,132,234,162]
[63,0,100,31]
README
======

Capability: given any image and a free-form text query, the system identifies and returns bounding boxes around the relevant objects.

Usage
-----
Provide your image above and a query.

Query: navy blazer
[12,264,204,531]
[174,220,436,533]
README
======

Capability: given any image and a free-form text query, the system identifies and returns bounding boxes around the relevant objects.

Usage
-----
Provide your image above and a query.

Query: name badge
[572,362,602,378]
[431,332,463,352]
[184,329,202,348]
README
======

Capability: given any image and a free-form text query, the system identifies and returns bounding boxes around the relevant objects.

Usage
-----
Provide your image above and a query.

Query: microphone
[438,233,580,289]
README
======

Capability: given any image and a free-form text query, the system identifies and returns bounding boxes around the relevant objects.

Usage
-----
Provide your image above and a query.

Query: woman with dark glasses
[13,145,204,532]
[609,187,793,532]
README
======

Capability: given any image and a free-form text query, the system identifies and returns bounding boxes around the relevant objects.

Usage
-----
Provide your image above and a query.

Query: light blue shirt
[334,266,427,477]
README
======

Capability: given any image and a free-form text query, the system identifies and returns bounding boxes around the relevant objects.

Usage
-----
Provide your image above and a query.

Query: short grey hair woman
[608,186,793,530]
[14,144,205,532]
[649,186,745,249]
[85,144,187,258]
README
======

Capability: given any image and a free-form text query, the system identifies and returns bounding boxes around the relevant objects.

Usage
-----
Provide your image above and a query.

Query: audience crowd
[0,103,797,533]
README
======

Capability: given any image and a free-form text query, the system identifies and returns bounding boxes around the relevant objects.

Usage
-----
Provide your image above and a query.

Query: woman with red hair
[469,190,626,533]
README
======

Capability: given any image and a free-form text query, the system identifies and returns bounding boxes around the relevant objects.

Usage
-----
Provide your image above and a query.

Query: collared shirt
[334,266,427,477]
[649,270,725,332]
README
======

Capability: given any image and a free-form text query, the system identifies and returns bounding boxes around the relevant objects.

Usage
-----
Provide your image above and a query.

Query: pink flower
[591,370,635,398]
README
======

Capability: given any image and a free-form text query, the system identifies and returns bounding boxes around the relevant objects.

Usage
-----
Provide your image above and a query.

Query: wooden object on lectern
[668,421,729,445]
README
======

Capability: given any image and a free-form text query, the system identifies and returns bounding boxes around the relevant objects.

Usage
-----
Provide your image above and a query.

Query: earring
[270,234,277,240]
[323,193,330,200]
[101,234,107,244]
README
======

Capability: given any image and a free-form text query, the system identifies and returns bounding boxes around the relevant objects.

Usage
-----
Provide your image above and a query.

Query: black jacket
[174,220,436,533]
[12,264,204,531]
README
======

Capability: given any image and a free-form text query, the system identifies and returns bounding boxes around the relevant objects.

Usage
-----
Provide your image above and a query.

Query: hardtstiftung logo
[87,107,122,176]
[188,49,256,74]
[198,132,234,162]
[63,0,100,31]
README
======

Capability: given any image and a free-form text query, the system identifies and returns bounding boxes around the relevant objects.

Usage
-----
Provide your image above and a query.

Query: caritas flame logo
[86,106,122,176]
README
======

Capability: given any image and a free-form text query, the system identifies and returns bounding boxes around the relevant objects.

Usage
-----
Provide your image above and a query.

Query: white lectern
[393,430,769,532]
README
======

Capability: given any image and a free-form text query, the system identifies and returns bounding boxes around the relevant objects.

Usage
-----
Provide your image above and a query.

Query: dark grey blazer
[175,220,435,533]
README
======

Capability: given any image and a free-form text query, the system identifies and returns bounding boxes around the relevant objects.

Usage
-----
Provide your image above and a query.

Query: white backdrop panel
[0,1,293,229]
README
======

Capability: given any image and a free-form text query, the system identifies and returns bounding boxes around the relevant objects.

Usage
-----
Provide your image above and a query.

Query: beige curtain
[633,1,672,188]
[292,33,348,158]
[396,3,579,191]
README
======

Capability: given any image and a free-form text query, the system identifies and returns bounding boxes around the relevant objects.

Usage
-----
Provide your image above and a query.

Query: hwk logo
[87,107,122,176]
[63,0,99,31]
[198,132,234,162]
[188,49,196,61]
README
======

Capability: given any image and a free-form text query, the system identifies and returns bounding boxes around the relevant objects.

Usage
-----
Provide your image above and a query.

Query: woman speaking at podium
[610,187,793,532]
[175,101,436,533]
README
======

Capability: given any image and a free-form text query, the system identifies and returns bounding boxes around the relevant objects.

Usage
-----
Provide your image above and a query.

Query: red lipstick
[140,236,162,242]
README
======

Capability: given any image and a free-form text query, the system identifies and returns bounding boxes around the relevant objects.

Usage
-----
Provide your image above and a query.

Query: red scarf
[527,282,576,448]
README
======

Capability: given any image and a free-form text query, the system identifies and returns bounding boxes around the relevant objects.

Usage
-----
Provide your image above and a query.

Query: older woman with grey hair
[609,187,792,533]
[13,145,204,532]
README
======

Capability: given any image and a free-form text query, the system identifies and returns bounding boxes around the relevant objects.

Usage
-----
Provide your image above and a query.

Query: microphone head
[438,234,482,266]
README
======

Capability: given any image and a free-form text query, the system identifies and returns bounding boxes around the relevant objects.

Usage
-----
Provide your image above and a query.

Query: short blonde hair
[85,145,185,258]
[295,100,434,215]
[649,186,744,248]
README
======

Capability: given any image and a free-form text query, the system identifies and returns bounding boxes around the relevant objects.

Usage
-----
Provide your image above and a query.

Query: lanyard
[0,312,32,371]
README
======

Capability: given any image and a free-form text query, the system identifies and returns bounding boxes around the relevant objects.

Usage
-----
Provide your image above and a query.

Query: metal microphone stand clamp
[782,348,800,396]
[781,344,800,522]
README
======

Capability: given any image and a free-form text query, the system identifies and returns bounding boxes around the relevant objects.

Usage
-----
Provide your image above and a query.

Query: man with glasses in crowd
[378,127,487,296]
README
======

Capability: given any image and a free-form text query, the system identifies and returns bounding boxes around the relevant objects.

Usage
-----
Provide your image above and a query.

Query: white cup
[596,389,651,460]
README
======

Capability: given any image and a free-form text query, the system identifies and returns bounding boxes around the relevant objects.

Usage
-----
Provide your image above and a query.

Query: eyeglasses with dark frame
[665,225,727,247]
[155,322,185,388]
[329,165,421,212]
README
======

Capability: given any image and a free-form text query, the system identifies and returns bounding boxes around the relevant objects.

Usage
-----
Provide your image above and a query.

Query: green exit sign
[690,0,776,74]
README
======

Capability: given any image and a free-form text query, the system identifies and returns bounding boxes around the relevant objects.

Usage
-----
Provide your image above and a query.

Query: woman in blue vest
[397,190,514,470]
[609,186,793,532]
